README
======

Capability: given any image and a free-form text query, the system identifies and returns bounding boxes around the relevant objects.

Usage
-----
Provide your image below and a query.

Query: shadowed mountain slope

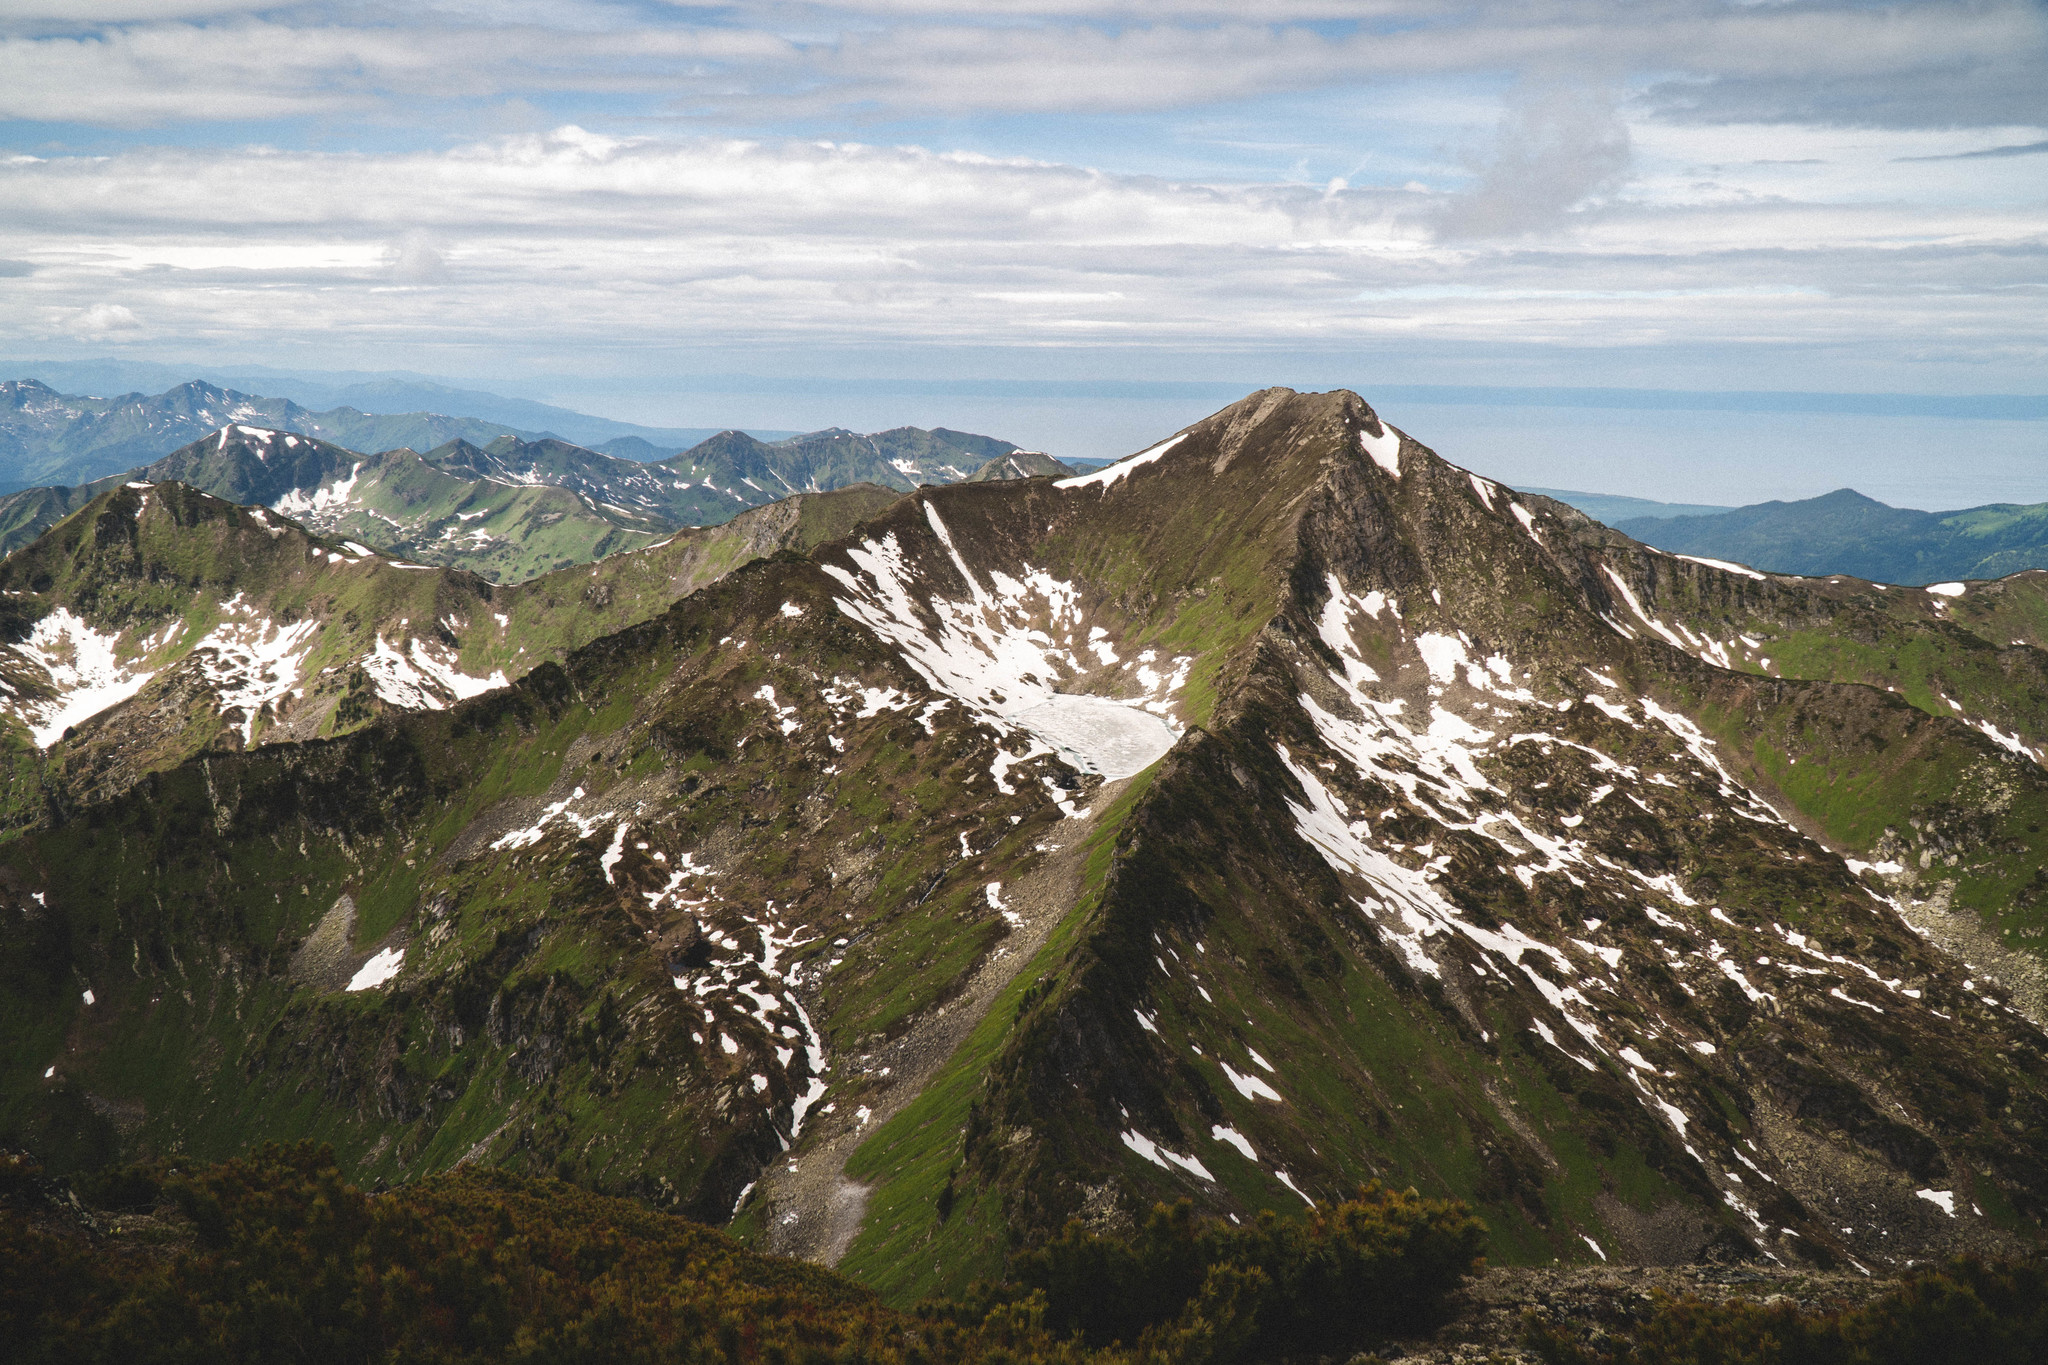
[2,389,2043,1314]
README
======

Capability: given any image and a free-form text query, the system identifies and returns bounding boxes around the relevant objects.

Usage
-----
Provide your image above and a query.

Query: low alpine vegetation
[1,1147,1484,1365]
[948,1185,1488,1360]
[1524,1254,2048,1365]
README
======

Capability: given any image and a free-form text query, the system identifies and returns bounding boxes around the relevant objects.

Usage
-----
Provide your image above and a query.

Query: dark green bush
[1,1143,1101,1365]
[74,1162,165,1212]
[1524,1254,2048,1365]
[0,1151,43,1207]
[1,1150,1489,1365]
[992,1183,1488,1359]
[11,1146,2046,1365]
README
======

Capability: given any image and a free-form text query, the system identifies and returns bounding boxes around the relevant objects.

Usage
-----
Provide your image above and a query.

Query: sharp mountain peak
[4,387,2048,1316]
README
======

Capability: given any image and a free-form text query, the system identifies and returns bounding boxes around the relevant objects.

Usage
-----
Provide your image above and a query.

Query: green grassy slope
[1540,505,2048,965]
[0,390,2041,1315]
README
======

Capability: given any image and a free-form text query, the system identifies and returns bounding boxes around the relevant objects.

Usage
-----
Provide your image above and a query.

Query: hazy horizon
[3,2,2043,509]
[6,352,2042,513]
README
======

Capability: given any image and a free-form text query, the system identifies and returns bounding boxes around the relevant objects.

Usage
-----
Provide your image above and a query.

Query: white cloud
[383,230,450,284]
[0,18,789,125]
[0,126,2039,378]
[0,4,2036,392]
[69,302,142,336]
[0,3,2039,129]
[1435,79,1632,239]
[4,2,260,17]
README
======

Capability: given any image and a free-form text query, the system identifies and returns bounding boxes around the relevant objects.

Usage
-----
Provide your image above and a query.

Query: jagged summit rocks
[2,388,2045,1311]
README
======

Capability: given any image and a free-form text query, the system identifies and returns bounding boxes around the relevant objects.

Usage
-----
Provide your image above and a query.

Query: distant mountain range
[1,359,795,457]
[0,378,543,489]
[1612,488,2048,586]
[0,378,788,491]
[0,396,1067,580]
[15,369,2043,592]
[1516,486,1737,526]
[1520,485,2048,587]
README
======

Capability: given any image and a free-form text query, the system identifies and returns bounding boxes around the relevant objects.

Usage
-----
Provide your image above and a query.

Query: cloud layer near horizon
[4,3,2043,129]
[1,2,2042,389]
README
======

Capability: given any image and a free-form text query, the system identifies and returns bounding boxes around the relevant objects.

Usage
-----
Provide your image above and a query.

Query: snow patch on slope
[1055,433,1189,490]
[1010,694,1176,782]
[361,635,508,711]
[1358,421,1401,477]
[821,505,1186,785]
[346,946,405,992]
[1121,1129,1214,1181]
[669,907,830,1148]
[192,593,322,743]
[272,463,363,520]
[1677,554,1766,581]
[9,607,157,748]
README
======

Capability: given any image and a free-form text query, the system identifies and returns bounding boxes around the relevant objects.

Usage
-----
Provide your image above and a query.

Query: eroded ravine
[752,775,1132,1264]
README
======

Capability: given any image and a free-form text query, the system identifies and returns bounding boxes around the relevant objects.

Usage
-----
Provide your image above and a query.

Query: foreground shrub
[0,1142,1096,1365]
[959,1183,1488,1360]
[1523,1254,2048,1365]
[1,1149,1485,1364]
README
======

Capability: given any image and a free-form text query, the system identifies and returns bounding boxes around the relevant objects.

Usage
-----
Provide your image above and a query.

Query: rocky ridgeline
[0,389,2043,1314]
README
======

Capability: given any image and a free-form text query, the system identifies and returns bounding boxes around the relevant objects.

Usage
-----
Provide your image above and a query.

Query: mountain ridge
[0,418,1033,577]
[0,359,800,452]
[0,376,1035,503]
[0,473,900,826]
[3,387,2044,1313]
[0,378,557,489]
[1618,486,2048,585]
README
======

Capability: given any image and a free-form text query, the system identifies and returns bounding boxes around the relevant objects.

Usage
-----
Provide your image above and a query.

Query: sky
[1,2,2044,500]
